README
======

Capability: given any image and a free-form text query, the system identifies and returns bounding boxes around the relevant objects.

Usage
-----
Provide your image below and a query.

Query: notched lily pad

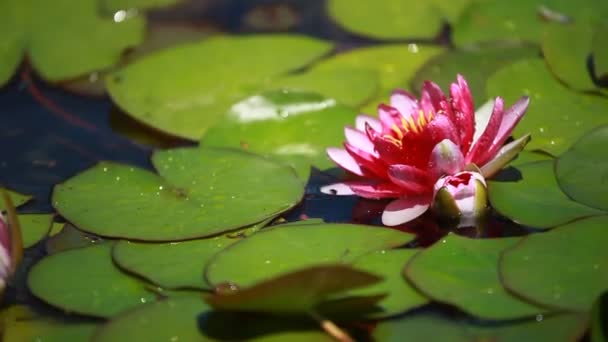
[500,215,608,312]
[106,34,333,140]
[0,188,32,211]
[53,147,304,241]
[27,243,156,317]
[405,234,543,319]
[19,213,53,248]
[206,264,382,315]
[205,223,414,288]
[556,125,608,212]
[488,161,604,228]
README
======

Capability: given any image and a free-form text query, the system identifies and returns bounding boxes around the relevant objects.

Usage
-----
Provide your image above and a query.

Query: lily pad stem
[309,311,354,342]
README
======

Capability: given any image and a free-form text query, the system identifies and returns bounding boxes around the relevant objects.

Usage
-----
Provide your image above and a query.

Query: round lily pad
[202,90,359,179]
[405,234,543,319]
[0,189,32,211]
[100,0,180,12]
[112,235,240,290]
[53,147,304,241]
[555,125,608,212]
[314,44,445,93]
[93,296,332,342]
[486,59,608,156]
[542,23,596,91]
[411,45,539,106]
[593,25,608,82]
[508,151,552,166]
[500,215,608,311]
[106,35,333,140]
[488,161,604,228]
[19,213,53,248]
[28,243,156,318]
[350,249,429,318]
[453,0,608,46]
[327,0,442,39]
[205,223,414,287]
[374,312,589,342]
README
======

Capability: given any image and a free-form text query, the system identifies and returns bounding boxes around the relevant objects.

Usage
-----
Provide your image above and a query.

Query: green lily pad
[453,0,608,46]
[315,44,445,93]
[28,243,155,318]
[206,265,382,315]
[593,25,608,82]
[350,249,429,318]
[1,306,98,342]
[555,126,608,212]
[112,235,241,290]
[106,35,333,140]
[591,291,608,342]
[206,223,413,287]
[202,90,359,179]
[488,161,604,228]
[100,0,180,12]
[500,215,608,312]
[374,312,589,342]
[327,0,442,39]
[486,58,608,155]
[542,23,596,91]
[405,234,543,319]
[19,214,53,248]
[411,45,539,106]
[0,189,32,211]
[93,296,332,342]
[0,0,144,85]
[45,224,103,255]
[509,151,553,166]
[265,68,378,108]
[53,147,303,241]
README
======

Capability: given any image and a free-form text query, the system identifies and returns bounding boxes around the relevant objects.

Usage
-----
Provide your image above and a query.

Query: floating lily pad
[202,90,359,179]
[0,189,32,211]
[206,223,413,287]
[112,235,241,290]
[509,151,552,166]
[542,23,596,91]
[206,265,382,315]
[1,306,98,342]
[374,312,589,342]
[45,224,103,255]
[106,35,333,140]
[405,234,543,319]
[0,0,144,85]
[327,0,442,39]
[500,215,608,312]
[555,126,608,212]
[488,161,604,228]
[93,296,332,342]
[411,45,539,106]
[53,147,303,241]
[486,59,608,155]
[593,25,608,82]
[453,0,608,46]
[28,243,155,317]
[591,291,608,342]
[265,68,378,108]
[349,249,429,318]
[19,214,53,248]
[315,44,445,93]
[100,0,181,12]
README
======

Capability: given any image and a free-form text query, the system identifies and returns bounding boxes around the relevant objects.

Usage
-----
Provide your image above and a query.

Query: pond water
[0,0,607,341]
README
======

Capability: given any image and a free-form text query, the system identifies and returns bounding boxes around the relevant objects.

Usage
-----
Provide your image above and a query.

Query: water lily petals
[344,142,387,178]
[428,139,465,179]
[480,134,531,179]
[390,89,419,119]
[420,81,447,113]
[486,96,530,159]
[378,104,403,132]
[320,182,356,196]
[382,196,431,226]
[356,114,381,132]
[387,165,431,195]
[466,96,504,166]
[348,181,404,199]
[450,75,475,153]
[327,147,366,176]
[425,114,460,146]
[344,127,376,156]
[471,99,496,148]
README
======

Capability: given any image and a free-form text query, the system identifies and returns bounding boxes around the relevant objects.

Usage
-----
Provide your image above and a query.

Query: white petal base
[382,196,431,226]
[320,183,355,196]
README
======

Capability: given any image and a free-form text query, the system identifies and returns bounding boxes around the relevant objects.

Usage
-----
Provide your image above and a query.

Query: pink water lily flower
[322,75,530,226]
[0,213,11,291]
